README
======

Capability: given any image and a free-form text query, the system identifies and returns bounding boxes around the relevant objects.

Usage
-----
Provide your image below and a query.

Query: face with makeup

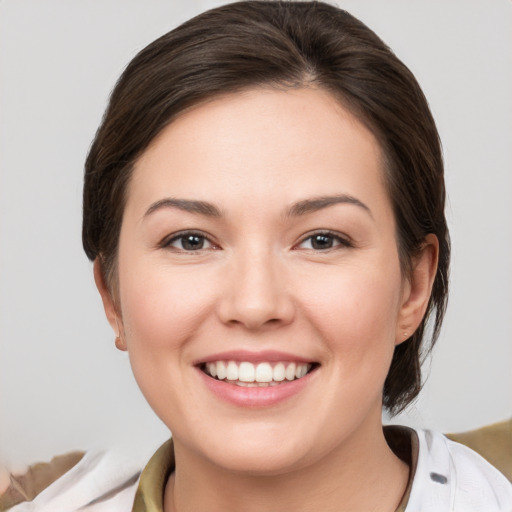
[96,87,436,476]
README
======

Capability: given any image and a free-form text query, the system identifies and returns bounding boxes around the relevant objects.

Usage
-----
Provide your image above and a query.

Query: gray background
[1,0,511,468]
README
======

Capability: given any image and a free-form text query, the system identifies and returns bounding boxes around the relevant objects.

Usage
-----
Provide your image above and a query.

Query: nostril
[216,267,295,329]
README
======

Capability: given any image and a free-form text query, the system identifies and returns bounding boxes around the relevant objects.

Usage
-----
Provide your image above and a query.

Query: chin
[192,422,320,476]
[210,445,310,477]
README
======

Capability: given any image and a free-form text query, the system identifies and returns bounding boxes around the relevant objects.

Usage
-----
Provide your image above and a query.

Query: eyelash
[160,230,217,253]
[295,230,353,251]
[160,230,353,253]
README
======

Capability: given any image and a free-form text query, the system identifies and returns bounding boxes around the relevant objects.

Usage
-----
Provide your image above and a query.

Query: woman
[4,1,511,511]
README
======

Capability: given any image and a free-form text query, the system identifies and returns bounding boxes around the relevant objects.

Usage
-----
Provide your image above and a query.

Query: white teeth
[207,362,217,378]
[226,361,238,381]
[255,362,273,382]
[234,381,281,387]
[216,361,227,380]
[204,360,312,384]
[235,381,258,387]
[273,362,285,381]
[285,363,296,381]
[239,362,255,382]
[296,364,307,378]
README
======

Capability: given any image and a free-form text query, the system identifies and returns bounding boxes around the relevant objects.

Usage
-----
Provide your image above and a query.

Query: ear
[396,234,439,345]
[93,259,127,351]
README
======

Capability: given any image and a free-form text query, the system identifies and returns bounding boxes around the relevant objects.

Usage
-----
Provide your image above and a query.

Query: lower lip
[197,367,315,407]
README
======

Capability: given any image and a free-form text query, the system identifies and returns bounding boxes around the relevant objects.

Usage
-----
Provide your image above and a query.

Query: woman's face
[99,88,422,474]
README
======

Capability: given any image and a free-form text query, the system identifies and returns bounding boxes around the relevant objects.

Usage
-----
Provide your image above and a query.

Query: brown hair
[83,0,450,414]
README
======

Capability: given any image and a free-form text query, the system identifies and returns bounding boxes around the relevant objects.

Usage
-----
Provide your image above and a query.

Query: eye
[296,231,352,251]
[163,231,215,252]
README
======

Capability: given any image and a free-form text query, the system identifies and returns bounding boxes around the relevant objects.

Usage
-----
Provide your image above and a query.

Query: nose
[217,247,295,330]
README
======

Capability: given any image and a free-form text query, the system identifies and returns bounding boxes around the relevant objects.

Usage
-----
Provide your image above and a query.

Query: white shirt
[8,429,512,512]
[405,429,512,511]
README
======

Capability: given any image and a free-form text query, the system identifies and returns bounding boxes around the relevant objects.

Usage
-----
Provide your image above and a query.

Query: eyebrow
[286,195,372,218]
[144,198,223,219]
[143,194,371,220]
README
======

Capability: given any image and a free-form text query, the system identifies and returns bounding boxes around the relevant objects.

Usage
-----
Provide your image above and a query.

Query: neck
[164,418,409,512]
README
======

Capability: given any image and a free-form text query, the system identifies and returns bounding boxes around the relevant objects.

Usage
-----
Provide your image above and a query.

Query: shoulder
[407,429,512,512]
[0,452,84,511]
[446,418,512,482]
[1,449,142,512]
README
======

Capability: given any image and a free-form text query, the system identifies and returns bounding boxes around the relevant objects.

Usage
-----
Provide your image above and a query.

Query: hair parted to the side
[82,0,450,414]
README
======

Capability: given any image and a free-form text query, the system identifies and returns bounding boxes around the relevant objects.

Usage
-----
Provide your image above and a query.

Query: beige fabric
[0,452,84,511]
[446,418,512,482]
[2,419,510,511]
[131,427,417,512]
[132,441,174,512]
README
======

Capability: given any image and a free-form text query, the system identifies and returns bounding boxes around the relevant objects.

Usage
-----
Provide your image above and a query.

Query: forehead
[127,87,388,216]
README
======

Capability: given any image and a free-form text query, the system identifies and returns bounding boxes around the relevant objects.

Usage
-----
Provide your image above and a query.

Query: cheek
[298,260,403,355]
[116,261,217,419]
[118,260,216,352]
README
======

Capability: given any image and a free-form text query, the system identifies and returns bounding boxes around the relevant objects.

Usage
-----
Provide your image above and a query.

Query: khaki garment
[0,452,84,511]
[446,418,512,482]
[131,426,418,512]
[1,419,510,511]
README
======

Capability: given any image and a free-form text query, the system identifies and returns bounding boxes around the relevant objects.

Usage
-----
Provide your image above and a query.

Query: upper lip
[193,350,316,366]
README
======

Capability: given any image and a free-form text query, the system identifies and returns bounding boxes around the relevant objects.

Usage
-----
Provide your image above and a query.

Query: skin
[0,468,10,495]
[95,87,438,512]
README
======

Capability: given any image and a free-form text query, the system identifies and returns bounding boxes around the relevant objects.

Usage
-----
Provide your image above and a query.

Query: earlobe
[396,234,439,345]
[93,259,127,351]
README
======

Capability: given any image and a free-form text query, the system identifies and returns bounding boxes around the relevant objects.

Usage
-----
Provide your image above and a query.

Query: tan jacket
[1,419,510,511]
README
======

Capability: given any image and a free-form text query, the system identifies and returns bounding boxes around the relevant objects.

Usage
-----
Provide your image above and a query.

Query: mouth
[198,360,318,387]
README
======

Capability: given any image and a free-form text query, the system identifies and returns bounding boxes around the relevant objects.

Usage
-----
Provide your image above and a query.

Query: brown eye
[310,234,335,250]
[181,234,206,250]
[165,232,213,251]
[297,231,352,251]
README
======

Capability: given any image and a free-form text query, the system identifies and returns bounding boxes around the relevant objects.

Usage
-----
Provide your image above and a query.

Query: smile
[201,361,315,387]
